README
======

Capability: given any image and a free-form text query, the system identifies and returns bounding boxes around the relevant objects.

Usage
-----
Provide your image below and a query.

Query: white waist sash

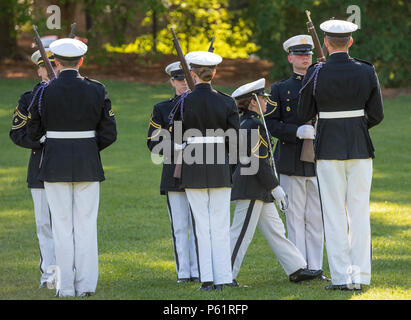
[319,109,365,119]
[187,136,225,144]
[46,130,96,139]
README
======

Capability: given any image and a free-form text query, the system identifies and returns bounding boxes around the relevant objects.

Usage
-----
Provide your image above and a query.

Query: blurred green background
[1,0,410,87]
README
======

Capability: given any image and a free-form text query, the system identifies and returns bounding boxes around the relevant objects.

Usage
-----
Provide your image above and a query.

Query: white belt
[46,130,96,139]
[319,109,365,119]
[187,136,225,144]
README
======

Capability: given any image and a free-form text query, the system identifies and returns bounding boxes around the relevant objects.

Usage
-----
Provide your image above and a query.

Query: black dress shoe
[318,274,331,281]
[77,292,94,297]
[214,284,223,291]
[190,277,200,283]
[353,283,362,291]
[309,270,331,281]
[325,284,354,291]
[177,278,190,283]
[289,268,323,282]
[199,282,214,291]
[225,279,239,287]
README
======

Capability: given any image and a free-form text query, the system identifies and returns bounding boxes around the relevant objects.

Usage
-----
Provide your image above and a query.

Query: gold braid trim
[12,120,27,130]
[15,108,28,121]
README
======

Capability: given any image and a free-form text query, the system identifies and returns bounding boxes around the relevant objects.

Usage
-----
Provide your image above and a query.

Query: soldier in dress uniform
[179,51,240,291]
[265,35,327,280]
[298,20,384,291]
[9,48,58,288]
[147,61,199,283]
[27,38,117,297]
[229,79,322,286]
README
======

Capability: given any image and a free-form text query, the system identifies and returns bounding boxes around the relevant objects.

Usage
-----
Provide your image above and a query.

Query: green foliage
[245,0,410,87]
[105,0,259,59]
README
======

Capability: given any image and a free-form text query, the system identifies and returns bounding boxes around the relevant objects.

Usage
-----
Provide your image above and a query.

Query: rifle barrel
[171,28,195,90]
[32,25,56,80]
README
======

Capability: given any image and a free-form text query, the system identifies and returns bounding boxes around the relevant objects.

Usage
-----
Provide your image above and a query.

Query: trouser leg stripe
[166,195,180,274]
[231,200,255,268]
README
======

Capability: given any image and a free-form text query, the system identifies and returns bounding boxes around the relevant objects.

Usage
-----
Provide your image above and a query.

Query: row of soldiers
[146,19,383,292]
[9,18,383,297]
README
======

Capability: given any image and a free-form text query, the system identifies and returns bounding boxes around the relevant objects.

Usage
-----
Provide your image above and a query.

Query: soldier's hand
[272,186,288,211]
[39,135,46,144]
[297,125,315,139]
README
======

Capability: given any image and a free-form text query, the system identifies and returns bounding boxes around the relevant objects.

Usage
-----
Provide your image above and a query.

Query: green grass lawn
[0,78,410,300]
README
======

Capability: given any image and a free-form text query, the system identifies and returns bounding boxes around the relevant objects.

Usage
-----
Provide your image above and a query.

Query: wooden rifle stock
[170,28,195,91]
[32,25,56,81]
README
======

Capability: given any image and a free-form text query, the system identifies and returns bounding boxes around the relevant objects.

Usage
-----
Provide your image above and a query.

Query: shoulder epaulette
[352,57,374,67]
[216,90,233,99]
[84,77,104,86]
[21,90,32,97]
[155,98,174,108]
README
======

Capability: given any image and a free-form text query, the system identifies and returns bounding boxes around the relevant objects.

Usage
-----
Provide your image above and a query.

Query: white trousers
[185,188,232,285]
[31,188,55,284]
[230,200,307,279]
[166,192,198,279]
[316,159,373,285]
[280,174,324,270]
[44,181,100,296]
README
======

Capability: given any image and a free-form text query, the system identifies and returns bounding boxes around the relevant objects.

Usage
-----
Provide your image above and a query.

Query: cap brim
[172,75,185,80]
[290,50,313,55]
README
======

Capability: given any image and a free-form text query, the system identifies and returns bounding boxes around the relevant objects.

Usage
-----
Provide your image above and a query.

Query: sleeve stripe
[11,120,27,130]
[15,109,28,121]
[147,128,162,140]
[149,118,162,129]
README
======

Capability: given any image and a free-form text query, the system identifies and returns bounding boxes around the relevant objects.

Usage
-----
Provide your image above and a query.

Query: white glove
[296,125,315,139]
[39,135,46,144]
[272,186,288,211]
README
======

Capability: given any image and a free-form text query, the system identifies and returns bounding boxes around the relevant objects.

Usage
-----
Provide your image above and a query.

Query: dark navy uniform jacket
[27,69,117,182]
[9,83,44,188]
[298,52,384,160]
[265,72,316,177]
[180,83,240,189]
[147,95,184,195]
[231,110,279,203]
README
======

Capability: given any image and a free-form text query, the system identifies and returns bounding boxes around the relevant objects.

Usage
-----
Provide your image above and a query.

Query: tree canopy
[1,0,409,87]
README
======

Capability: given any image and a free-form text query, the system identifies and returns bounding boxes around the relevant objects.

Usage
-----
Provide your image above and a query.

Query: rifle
[69,22,76,38]
[170,28,195,91]
[32,25,56,80]
[208,36,215,53]
[299,10,326,163]
[305,10,325,62]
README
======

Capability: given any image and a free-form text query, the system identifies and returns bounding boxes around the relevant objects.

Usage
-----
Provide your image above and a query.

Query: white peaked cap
[283,35,314,53]
[165,61,182,75]
[320,19,358,36]
[185,51,222,67]
[231,78,269,99]
[31,48,54,65]
[50,38,88,58]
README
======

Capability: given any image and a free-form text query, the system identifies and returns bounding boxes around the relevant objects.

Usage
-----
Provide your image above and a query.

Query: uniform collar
[292,72,304,81]
[194,83,212,89]
[58,69,80,78]
[328,52,350,61]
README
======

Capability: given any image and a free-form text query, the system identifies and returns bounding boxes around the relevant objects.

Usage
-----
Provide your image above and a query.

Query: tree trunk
[152,9,157,53]
[0,0,17,60]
